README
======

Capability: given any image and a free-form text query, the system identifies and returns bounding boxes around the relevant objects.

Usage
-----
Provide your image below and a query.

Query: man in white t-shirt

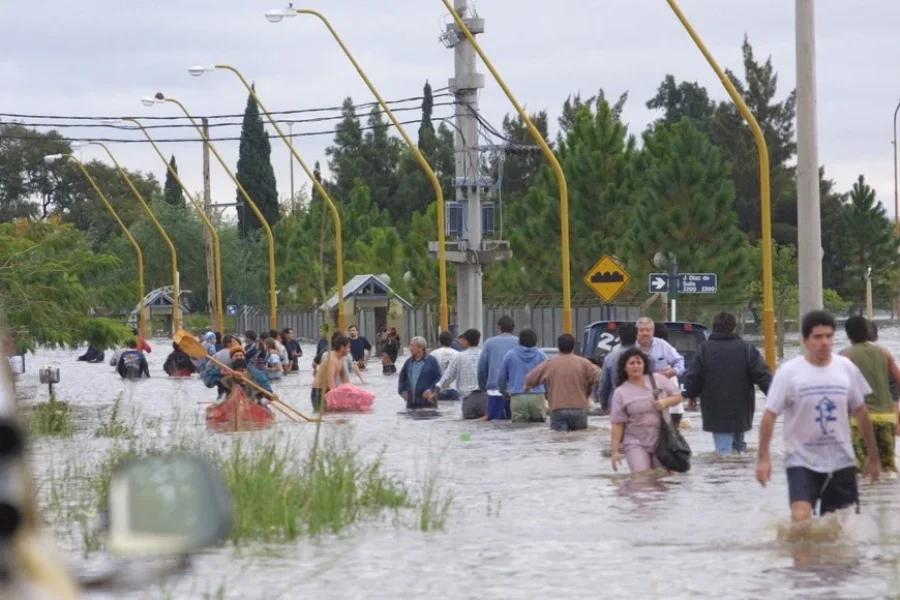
[430,331,460,401]
[757,310,880,523]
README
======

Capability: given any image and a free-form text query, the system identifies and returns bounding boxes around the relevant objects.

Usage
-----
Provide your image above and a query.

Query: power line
[0,102,460,131]
[0,116,456,144]
[0,88,452,122]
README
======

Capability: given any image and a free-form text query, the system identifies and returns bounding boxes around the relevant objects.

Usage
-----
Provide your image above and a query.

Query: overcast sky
[2,1,898,222]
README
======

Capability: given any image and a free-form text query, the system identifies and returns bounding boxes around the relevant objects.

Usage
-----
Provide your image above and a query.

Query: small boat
[206,386,275,432]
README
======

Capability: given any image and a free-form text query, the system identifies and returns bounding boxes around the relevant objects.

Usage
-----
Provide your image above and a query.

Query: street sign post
[584,255,631,303]
[648,273,718,294]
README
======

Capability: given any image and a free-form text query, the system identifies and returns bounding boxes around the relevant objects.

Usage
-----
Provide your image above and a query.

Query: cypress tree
[162,155,184,207]
[235,85,279,236]
[418,81,436,156]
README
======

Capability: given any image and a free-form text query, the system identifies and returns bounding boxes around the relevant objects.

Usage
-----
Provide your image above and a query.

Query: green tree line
[0,37,896,349]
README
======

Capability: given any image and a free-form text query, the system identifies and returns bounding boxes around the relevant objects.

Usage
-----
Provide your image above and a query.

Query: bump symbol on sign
[584,255,631,303]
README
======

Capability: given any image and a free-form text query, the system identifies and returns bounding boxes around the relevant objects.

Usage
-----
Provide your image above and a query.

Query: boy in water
[757,310,880,524]
[841,316,900,474]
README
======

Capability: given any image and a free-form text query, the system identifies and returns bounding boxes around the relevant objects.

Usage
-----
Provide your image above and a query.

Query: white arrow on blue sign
[649,273,669,293]
[648,273,717,294]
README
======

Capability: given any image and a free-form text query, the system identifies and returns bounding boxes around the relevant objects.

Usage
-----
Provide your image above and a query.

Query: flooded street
[21,331,900,599]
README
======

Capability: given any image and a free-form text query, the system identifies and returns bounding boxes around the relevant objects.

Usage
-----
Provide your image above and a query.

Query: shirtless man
[311,335,351,412]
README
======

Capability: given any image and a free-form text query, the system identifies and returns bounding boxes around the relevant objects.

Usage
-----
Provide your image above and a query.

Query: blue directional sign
[648,273,718,294]
[649,273,669,293]
[678,273,717,293]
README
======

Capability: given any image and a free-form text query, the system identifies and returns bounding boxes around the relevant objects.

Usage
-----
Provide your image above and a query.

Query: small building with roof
[128,286,190,335]
[321,274,411,348]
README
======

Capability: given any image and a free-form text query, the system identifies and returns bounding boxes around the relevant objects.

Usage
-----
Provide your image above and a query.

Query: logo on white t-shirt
[814,396,837,435]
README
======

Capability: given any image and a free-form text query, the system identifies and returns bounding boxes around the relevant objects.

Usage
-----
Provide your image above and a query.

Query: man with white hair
[398,336,443,409]
[636,317,686,423]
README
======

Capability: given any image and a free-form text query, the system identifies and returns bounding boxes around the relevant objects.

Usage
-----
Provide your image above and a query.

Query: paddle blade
[174,329,208,359]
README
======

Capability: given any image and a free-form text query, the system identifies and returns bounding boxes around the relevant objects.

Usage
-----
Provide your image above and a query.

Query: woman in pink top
[610,347,683,473]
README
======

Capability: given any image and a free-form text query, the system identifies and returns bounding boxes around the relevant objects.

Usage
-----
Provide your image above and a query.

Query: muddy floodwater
[20,330,900,599]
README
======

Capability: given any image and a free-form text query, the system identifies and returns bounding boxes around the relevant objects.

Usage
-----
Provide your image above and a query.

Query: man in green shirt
[842,316,900,473]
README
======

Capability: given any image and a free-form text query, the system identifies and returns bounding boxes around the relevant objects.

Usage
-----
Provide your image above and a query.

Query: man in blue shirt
[478,316,519,420]
[347,325,372,370]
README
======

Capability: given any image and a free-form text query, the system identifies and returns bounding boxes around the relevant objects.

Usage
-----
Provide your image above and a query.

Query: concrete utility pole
[431,0,511,335]
[202,117,216,327]
[795,0,823,315]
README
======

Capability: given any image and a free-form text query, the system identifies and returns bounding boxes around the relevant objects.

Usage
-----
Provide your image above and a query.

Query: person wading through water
[596,322,638,415]
[311,335,351,412]
[428,329,487,419]
[524,334,600,432]
[163,342,196,377]
[757,310,880,525]
[840,315,900,475]
[684,311,772,456]
[479,315,519,421]
[398,336,442,410]
[498,328,548,423]
[635,318,685,426]
[430,331,460,400]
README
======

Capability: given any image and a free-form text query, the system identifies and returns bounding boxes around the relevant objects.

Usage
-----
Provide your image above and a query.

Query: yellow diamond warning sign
[584,255,631,303]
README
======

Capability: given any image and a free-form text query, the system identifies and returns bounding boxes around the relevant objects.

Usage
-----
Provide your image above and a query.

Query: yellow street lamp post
[115,117,225,334]
[142,94,278,331]
[261,7,449,332]
[183,69,348,332]
[665,0,776,370]
[80,141,182,333]
[46,153,148,339]
[438,0,573,334]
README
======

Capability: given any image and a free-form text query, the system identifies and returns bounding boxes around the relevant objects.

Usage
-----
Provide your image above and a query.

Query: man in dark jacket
[684,311,772,456]
[398,336,442,409]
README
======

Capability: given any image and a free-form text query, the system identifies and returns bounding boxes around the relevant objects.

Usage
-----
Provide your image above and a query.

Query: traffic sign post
[584,255,631,303]
[648,273,718,295]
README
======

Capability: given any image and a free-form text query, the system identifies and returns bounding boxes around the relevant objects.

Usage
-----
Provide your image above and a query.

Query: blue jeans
[438,389,460,401]
[712,431,747,456]
[550,409,588,432]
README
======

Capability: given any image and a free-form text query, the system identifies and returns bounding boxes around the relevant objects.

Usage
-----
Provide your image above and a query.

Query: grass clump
[29,393,75,438]
[94,395,135,439]
[218,434,409,544]
[416,462,454,532]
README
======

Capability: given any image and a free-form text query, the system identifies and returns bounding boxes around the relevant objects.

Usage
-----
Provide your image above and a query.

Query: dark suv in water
[580,321,710,374]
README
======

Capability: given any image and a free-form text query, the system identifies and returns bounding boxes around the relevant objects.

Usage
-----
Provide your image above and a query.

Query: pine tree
[500,98,635,294]
[626,118,751,302]
[837,175,900,303]
[235,85,279,236]
[162,155,184,207]
[325,98,365,203]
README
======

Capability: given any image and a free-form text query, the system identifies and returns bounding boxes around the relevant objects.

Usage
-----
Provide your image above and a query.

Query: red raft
[206,386,275,432]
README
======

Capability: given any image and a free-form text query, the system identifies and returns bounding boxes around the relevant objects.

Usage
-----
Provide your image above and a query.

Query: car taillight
[684,323,693,331]
[607,322,617,330]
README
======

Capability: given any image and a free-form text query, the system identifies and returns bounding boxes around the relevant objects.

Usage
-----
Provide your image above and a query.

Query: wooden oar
[174,329,319,423]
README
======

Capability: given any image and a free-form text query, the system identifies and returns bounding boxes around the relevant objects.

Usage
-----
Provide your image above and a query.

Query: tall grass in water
[94,395,136,439]
[218,434,408,544]
[416,461,454,532]
[28,393,75,438]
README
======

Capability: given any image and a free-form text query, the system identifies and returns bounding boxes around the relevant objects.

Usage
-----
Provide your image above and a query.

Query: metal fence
[234,297,770,349]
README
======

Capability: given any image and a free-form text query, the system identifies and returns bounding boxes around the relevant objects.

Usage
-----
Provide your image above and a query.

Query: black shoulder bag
[651,374,692,473]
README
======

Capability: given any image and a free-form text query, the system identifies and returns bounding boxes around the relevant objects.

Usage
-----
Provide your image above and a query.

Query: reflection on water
[18,328,900,599]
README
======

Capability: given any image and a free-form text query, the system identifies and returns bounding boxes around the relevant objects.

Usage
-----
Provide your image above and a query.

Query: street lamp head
[69,141,86,150]
[141,97,157,107]
[188,65,215,77]
[100,118,120,126]
[264,9,285,23]
[44,154,64,163]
